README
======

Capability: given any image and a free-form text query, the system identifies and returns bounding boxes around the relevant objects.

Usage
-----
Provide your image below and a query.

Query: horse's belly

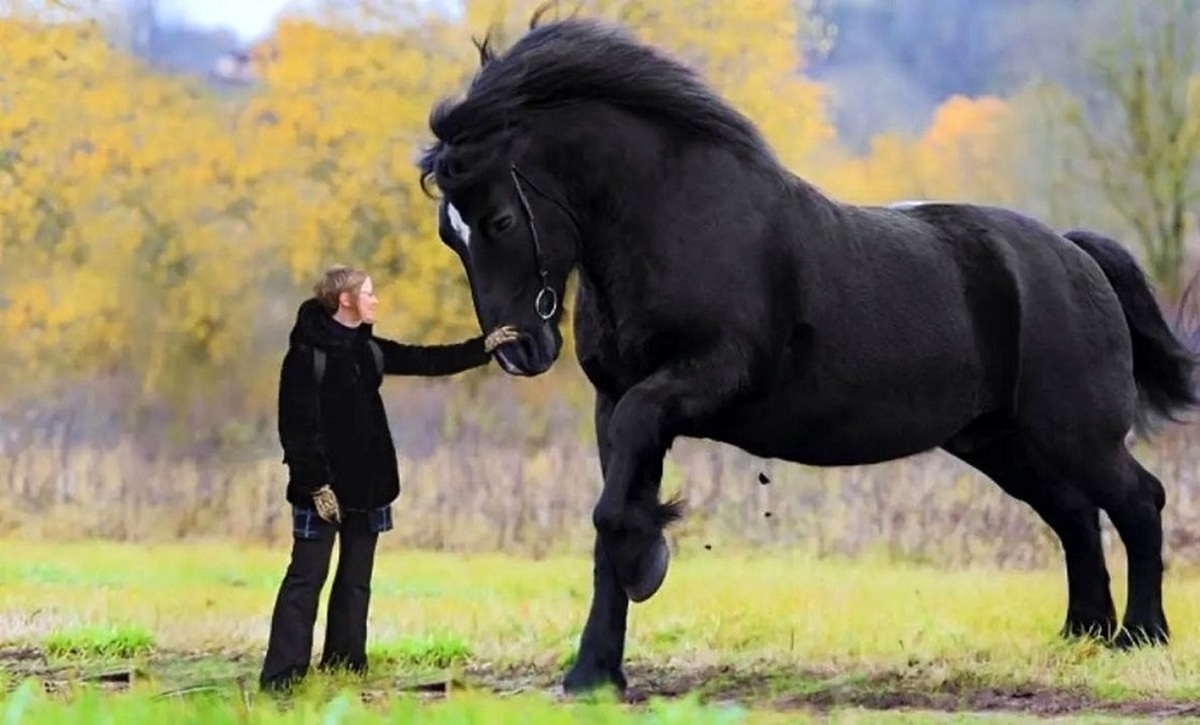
[696,380,979,467]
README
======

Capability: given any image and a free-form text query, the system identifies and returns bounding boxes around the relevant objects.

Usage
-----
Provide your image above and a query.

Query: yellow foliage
[915,95,1013,202]
[0,9,483,407]
[923,95,1009,145]
[247,17,483,345]
[818,95,1013,206]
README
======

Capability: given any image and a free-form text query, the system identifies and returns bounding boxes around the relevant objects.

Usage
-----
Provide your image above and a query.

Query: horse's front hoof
[563,658,627,695]
[623,535,670,603]
[1059,613,1117,642]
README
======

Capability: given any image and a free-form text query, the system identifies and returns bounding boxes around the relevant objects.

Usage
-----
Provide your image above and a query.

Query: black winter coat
[278,297,493,510]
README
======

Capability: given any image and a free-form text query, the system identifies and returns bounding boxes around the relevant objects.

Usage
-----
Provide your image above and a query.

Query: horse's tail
[1063,228,1199,435]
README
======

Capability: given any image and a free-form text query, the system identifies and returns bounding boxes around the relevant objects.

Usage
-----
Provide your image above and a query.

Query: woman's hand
[484,325,521,353]
[312,484,342,523]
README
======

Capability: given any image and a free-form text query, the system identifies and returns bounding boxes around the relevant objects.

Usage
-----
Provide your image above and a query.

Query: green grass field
[2,539,1200,722]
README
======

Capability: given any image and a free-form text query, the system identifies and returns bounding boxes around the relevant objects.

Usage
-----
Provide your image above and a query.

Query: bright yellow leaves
[916,95,1013,203]
[817,95,1013,206]
[248,16,483,345]
[0,14,254,402]
[0,9,482,410]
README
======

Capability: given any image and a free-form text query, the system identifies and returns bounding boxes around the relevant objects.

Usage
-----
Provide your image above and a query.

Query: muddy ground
[3,645,1199,719]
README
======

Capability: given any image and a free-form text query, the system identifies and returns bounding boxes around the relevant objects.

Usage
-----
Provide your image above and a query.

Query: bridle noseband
[508,163,582,321]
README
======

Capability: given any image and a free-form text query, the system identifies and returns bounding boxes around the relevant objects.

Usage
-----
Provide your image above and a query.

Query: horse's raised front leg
[592,361,739,603]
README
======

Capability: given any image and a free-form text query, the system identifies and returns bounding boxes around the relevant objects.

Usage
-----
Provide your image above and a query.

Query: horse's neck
[575,249,633,324]
[574,229,635,308]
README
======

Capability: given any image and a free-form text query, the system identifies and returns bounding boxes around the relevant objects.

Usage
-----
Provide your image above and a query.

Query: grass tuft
[369,633,474,670]
[43,624,156,659]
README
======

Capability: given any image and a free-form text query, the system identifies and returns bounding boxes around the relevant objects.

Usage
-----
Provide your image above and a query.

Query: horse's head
[422,137,578,377]
[416,13,597,377]
[419,12,769,377]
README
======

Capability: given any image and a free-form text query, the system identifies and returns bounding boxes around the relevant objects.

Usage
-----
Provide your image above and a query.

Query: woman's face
[341,276,378,325]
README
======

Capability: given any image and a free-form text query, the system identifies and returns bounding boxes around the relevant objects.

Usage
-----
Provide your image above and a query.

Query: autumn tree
[913,95,1013,204]
[246,15,488,343]
[0,12,271,413]
[815,94,1012,207]
[244,12,591,419]
[1,3,591,445]
[814,131,924,204]
[0,8,463,436]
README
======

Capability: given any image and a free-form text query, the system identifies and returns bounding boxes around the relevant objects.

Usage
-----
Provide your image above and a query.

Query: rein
[509,163,583,321]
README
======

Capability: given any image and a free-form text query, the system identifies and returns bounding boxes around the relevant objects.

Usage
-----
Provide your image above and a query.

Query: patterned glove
[484,325,520,353]
[312,484,342,524]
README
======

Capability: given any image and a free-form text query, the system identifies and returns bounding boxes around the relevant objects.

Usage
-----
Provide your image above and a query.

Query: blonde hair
[313,264,368,313]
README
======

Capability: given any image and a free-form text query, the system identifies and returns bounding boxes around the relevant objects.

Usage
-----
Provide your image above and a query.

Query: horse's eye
[489,214,515,235]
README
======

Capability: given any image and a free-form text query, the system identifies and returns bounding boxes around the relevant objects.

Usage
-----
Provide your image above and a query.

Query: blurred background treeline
[1,0,1197,566]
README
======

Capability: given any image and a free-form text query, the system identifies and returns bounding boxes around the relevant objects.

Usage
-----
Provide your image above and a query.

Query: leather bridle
[508,163,583,321]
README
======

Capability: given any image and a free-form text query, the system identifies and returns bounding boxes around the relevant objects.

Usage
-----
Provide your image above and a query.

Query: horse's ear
[472,28,497,67]
[529,0,564,29]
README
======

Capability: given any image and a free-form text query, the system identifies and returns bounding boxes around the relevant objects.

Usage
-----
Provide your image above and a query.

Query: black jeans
[259,510,379,690]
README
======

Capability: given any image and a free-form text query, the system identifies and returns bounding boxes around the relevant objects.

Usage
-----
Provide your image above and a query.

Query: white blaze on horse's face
[446,202,471,249]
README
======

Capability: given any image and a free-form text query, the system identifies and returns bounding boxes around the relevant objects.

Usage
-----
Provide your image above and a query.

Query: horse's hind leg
[944,426,1117,639]
[1080,451,1169,647]
[1012,423,1169,647]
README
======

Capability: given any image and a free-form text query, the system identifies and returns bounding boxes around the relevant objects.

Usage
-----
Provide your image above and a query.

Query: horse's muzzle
[493,323,559,376]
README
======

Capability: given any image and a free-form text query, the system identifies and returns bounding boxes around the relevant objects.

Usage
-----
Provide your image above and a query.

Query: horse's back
[705,200,1135,465]
[697,202,1025,464]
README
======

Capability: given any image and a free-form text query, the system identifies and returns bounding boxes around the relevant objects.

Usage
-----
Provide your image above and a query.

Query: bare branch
[1063,0,1200,300]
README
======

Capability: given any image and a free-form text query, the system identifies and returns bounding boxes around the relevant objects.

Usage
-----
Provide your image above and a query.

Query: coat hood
[288,297,374,350]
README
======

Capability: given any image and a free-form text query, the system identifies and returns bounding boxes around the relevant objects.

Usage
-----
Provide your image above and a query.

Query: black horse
[417,17,1198,693]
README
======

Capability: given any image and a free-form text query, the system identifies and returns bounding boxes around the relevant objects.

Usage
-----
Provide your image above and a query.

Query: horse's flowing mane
[418,17,782,194]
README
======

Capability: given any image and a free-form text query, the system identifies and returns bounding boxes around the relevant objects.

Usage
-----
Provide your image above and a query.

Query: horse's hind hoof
[624,535,670,603]
[1110,624,1169,650]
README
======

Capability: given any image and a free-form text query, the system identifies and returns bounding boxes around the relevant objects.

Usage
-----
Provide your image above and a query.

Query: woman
[259,264,517,691]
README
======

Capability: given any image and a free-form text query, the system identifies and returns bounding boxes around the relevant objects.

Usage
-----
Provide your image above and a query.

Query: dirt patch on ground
[764,674,1200,719]
[5,646,1199,719]
[464,661,1200,719]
